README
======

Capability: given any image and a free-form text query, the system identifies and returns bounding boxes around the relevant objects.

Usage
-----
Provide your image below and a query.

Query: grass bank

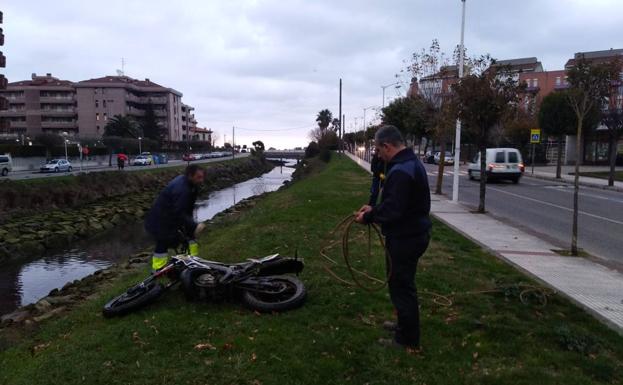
[1,155,623,385]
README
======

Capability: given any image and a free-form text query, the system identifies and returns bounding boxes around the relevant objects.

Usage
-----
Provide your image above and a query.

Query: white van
[468,148,524,183]
[0,154,13,176]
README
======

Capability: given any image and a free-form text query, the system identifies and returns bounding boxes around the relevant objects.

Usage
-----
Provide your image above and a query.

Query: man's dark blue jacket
[145,175,199,240]
[363,148,431,237]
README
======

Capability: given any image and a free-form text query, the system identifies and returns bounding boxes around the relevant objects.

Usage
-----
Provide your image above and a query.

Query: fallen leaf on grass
[250,352,257,362]
[194,343,217,351]
[31,342,50,355]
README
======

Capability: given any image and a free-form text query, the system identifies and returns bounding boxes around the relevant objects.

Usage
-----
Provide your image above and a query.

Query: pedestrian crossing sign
[530,129,541,144]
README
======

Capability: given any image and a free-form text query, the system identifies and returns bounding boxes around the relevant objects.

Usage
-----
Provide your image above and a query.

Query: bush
[304,141,320,158]
[319,148,332,163]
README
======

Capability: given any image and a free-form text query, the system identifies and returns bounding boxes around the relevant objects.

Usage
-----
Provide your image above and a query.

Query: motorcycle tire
[102,282,164,317]
[241,275,306,313]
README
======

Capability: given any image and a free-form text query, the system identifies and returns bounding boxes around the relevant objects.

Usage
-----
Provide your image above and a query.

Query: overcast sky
[2,0,621,148]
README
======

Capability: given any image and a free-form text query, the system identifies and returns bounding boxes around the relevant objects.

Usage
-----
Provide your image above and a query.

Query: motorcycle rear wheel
[102,282,164,317]
[242,275,306,312]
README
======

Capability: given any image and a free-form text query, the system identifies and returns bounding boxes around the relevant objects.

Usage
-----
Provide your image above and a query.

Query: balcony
[0,109,26,117]
[41,121,78,129]
[525,85,540,93]
[39,96,75,104]
[7,121,27,128]
[41,109,77,117]
[126,94,168,105]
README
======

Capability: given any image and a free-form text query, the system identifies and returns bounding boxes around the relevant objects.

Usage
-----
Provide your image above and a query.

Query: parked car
[0,154,13,176]
[132,155,152,166]
[433,151,455,165]
[423,151,437,164]
[468,148,524,183]
[182,153,197,162]
[40,159,72,173]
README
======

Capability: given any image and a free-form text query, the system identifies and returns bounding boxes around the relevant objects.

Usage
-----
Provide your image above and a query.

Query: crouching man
[355,125,431,349]
[145,164,207,271]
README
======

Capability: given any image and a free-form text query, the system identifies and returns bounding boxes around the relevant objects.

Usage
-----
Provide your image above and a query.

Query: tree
[381,96,429,144]
[452,61,524,213]
[316,109,333,131]
[251,140,265,157]
[566,56,620,255]
[538,91,577,178]
[34,132,63,159]
[140,102,165,147]
[103,115,138,138]
[601,107,623,186]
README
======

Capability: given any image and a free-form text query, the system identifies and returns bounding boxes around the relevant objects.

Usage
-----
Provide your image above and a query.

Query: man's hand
[194,222,207,238]
[354,205,372,224]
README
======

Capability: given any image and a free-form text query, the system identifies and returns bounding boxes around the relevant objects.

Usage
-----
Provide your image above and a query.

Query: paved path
[346,152,623,333]
[530,165,623,192]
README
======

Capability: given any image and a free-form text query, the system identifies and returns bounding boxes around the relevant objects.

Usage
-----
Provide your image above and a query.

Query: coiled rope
[320,214,556,307]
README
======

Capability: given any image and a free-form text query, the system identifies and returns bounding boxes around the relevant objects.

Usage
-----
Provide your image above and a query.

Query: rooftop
[8,73,73,87]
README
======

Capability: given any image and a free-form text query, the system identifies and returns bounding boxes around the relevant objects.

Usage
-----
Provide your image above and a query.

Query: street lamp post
[381,82,401,108]
[363,105,376,132]
[138,136,142,154]
[61,131,69,160]
[452,0,467,203]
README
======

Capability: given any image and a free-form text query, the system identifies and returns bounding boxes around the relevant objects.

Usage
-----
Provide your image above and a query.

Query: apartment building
[74,75,185,140]
[0,10,8,134]
[0,73,78,137]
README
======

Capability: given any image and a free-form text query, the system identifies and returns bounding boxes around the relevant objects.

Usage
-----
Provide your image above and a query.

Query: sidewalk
[346,152,623,333]
[531,165,623,192]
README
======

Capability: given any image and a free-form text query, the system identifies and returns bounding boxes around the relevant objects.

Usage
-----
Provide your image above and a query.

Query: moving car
[40,159,72,173]
[468,148,524,183]
[132,155,152,166]
[0,154,13,176]
[433,151,455,165]
[423,151,436,164]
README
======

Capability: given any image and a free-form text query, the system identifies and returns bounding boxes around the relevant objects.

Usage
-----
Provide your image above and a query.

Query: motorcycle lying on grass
[103,239,306,317]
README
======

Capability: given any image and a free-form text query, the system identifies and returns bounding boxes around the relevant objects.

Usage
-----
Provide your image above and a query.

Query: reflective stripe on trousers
[152,253,169,271]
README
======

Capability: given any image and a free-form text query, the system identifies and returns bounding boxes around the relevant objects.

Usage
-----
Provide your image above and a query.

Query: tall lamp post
[452,0,467,203]
[362,105,376,132]
[381,82,401,108]
[138,136,142,154]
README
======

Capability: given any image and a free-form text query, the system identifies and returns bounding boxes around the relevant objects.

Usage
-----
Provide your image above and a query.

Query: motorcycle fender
[257,259,304,276]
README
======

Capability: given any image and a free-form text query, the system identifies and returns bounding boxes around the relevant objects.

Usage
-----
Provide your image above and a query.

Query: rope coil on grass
[320,214,556,307]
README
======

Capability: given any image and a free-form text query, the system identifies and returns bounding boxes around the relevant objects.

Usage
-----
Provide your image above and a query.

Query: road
[4,153,250,181]
[424,163,623,265]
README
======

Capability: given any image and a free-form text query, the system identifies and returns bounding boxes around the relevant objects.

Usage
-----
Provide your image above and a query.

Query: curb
[529,173,623,193]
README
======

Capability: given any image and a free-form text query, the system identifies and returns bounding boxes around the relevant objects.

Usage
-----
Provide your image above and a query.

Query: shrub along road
[1,155,622,385]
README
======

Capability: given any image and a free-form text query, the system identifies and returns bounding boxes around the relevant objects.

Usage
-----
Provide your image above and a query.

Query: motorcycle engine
[193,272,222,301]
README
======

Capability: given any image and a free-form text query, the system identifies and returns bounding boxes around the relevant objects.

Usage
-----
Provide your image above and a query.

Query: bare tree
[566,56,621,255]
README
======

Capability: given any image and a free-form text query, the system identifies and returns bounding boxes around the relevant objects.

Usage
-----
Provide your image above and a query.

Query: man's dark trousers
[386,231,430,347]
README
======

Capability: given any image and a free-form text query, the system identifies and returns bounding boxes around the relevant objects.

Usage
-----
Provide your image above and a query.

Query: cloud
[2,0,621,148]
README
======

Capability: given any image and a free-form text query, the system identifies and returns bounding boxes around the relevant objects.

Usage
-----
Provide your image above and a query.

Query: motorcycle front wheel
[241,275,306,312]
[102,282,164,317]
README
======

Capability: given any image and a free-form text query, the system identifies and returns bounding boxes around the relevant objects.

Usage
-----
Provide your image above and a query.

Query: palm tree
[104,115,138,138]
[316,109,333,131]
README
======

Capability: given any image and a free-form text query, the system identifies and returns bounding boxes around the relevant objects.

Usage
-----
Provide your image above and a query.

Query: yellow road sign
[530,129,541,144]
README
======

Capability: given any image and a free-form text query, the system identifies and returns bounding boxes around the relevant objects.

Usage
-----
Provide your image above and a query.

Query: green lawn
[2,155,623,385]
[576,171,623,182]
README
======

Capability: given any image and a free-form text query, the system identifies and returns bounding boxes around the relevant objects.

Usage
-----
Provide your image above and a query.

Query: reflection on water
[0,161,294,315]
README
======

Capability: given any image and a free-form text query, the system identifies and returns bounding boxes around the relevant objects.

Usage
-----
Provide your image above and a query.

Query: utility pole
[232,125,235,159]
[452,0,467,203]
[338,78,342,153]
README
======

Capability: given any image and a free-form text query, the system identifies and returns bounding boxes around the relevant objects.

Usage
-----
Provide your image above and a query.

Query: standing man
[145,164,207,271]
[355,125,431,350]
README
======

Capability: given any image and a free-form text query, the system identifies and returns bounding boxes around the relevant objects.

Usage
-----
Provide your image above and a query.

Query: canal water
[0,161,295,315]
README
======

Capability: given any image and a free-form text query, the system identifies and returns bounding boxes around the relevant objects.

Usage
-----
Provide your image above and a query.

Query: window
[495,151,505,163]
[103,100,107,108]
[617,95,622,109]
[103,113,108,121]
[96,113,100,121]
[508,152,518,163]
[95,100,99,108]
[555,77,561,86]
[533,78,538,88]
[96,125,100,131]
